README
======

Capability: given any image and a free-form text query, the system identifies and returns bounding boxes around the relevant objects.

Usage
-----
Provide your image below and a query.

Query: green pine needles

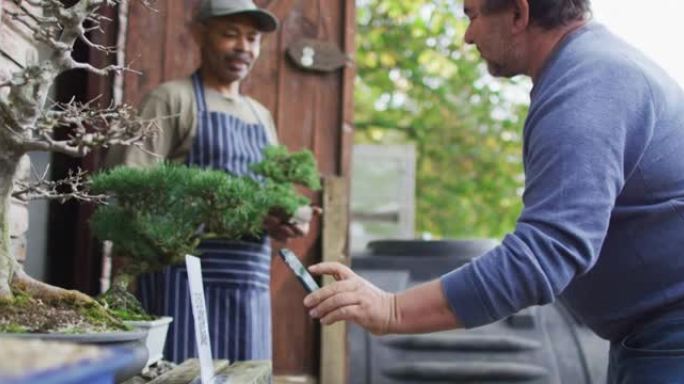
[90,145,321,278]
[251,146,321,189]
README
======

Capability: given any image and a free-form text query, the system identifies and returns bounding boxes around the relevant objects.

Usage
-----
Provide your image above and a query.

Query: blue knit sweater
[441,23,684,341]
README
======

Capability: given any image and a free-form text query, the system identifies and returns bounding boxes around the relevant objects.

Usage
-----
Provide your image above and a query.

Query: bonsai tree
[91,145,321,320]
[0,0,156,332]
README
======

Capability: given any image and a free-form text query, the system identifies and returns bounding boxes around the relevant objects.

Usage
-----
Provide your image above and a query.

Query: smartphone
[278,248,320,293]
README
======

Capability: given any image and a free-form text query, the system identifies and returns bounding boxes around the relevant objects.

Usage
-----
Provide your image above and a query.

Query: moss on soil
[0,289,128,334]
[97,284,155,321]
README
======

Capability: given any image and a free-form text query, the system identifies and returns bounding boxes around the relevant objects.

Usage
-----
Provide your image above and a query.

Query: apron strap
[193,71,263,129]
[243,97,265,128]
[192,71,208,112]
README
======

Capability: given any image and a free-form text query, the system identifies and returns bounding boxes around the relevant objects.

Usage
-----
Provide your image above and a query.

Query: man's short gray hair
[483,0,591,29]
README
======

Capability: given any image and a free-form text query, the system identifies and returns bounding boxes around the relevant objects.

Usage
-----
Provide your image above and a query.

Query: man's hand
[264,205,321,242]
[303,262,397,335]
[263,215,307,242]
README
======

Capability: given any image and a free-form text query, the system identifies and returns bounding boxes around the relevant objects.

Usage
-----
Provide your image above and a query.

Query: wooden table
[126,359,271,384]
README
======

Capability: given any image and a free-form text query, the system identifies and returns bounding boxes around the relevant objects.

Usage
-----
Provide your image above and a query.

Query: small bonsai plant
[90,145,321,320]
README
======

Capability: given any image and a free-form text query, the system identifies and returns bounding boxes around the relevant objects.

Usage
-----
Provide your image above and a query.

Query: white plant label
[186,254,216,384]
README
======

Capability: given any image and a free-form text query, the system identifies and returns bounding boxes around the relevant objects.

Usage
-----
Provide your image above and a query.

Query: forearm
[391,279,462,334]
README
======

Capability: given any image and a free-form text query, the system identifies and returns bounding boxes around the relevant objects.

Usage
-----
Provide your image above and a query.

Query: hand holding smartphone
[278,248,320,293]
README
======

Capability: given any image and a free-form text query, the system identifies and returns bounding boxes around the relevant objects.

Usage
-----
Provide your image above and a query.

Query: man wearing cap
[108,0,298,363]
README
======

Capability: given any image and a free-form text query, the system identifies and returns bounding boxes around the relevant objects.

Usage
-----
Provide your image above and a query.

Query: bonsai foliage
[0,0,155,332]
[90,146,320,318]
[251,146,321,189]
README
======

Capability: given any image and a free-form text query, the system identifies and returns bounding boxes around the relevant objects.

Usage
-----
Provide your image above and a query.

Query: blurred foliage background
[354,0,530,239]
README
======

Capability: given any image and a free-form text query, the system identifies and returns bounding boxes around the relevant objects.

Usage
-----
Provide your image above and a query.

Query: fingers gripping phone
[279,248,320,293]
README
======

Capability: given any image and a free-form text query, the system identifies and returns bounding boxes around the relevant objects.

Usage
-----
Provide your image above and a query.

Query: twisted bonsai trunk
[0,154,20,302]
[98,266,154,321]
[0,152,121,331]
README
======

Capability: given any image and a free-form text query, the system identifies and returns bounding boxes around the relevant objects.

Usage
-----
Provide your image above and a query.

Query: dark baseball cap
[196,0,279,32]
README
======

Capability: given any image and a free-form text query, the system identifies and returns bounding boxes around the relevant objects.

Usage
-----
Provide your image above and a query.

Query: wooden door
[122,0,355,377]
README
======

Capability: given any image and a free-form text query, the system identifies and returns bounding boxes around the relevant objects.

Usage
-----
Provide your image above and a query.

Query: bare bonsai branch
[4,5,67,53]
[17,0,47,7]
[13,2,58,24]
[20,99,159,156]
[70,61,140,76]
[78,32,117,54]
[12,167,108,204]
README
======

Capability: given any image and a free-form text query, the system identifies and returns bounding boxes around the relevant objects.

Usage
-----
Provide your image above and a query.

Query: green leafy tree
[355,0,529,239]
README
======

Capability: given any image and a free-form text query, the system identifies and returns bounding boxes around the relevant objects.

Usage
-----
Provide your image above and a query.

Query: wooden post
[340,0,357,178]
[319,176,350,384]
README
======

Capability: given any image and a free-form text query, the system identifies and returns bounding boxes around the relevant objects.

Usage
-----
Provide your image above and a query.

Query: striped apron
[137,72,272,363]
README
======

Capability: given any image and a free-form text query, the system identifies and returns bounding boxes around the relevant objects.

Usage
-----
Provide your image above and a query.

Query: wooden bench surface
[146,359,271,384]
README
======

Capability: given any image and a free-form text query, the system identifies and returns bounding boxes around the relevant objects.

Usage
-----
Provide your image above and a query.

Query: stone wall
[1,1,39,266]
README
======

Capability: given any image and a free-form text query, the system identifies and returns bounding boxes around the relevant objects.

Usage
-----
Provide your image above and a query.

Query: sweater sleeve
[441,58,656,327]
[104,84,190,169]
[123,92,180,167]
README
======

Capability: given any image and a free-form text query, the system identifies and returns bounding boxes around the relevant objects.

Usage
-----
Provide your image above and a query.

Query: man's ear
[512,0,530,33]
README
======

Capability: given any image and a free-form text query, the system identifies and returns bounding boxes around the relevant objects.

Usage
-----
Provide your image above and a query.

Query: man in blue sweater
[304,0,684,382]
